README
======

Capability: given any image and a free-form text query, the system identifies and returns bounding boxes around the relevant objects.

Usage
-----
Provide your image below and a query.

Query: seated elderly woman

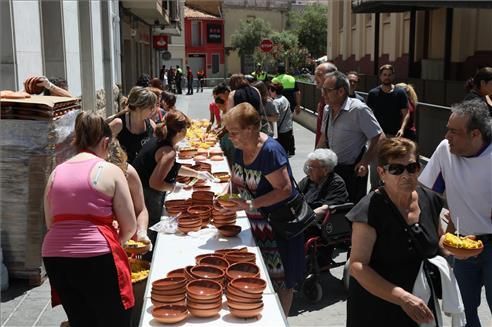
[298,149,349,218]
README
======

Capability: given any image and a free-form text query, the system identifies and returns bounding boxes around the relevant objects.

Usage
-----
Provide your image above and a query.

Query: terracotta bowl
[191,191,215,202]
[184,265,195,281]
[186,279,223,300]
[195,253,224,264]
[225,252,256,264]
[210,155,224,161]
[167,208,186,216]
[187,293,222,304]
[443,244,484,257]
[214,247,247,255]
[213,220,237,228]
[212,214,237,221]
[152,277,187,291]
[178,225,201,234]
[229,303,264,319]
[226,292,263,304]
[227,298,263,310]
[218,225,242,237]
[193,185,211,191]
[187,205,212,215]
[226,262,260,280]
[151,286,186,296]
[226,284,263,300]
[187,299,223,310]
[178,216,202,224]
[198,256,230,270]
[166,268,185,278]
[230,277,266,294]
[190,265,225,280]
[209,149,224,156]
[178,152,195,159]
[151,298,186,307]
[152,304,188,324]
[187,304,222,318]
[165,199,189,208]
[217,199,239,208]
[151,291,186,303]
[24,77,45,94]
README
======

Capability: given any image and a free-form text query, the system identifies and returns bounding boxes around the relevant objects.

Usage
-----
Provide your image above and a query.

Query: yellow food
[443,233,483,249]
[124,240,146,248]
[130,260,150,283]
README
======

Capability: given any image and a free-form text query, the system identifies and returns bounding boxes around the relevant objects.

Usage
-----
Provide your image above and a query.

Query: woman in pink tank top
[42,112,137,327]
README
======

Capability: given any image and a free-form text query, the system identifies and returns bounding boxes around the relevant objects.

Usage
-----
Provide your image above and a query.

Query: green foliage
[288,4,327,58]
[230,18,272,56]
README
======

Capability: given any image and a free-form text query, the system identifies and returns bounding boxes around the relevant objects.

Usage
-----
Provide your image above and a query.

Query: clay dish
[178,225,201,234]
[214,247,246,255]
[213,220,237,228]
[191,265,225,280]
[195,253,224,264]
[226,292,263,304]
[196,148,209,157]
[187,205,212,215]
[184,265,195,281]
[229,303,264,319]
[226,262,260,280]
[152,277,186,291]
[217,199,239,208]
[187,293,222,304]
[218,225,242,237]
[225,252,256,264]
[210,155,224,161]
[151,286,186,296]
[186,279,223,300]
[209,149,224,156]
[187,299,222,311]
[191,191,214,201]
[187,303,222,318]
[166,268,185,278]
[227,299,263,310]
[230,277,266,294]
[152,304,188,324]
[226,284,263,300]
[198,256,229,270]
[151,298,186,307]
[151,292,186,303]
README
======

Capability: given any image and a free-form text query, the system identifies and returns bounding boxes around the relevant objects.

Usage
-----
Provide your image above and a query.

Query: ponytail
[155,122,168,140]
[155,110,191,144]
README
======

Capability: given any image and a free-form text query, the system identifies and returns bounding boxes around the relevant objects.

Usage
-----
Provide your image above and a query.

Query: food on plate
[210,155,223,161]
[443,233,483,249]
[218,194,241,201]
[124,239,147,248]
[196,148,209,157]
[130,259,150,283]
[213,172,230,182]
[194,155,207,162]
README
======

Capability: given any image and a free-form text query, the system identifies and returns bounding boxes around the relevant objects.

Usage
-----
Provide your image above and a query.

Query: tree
[288,4,327,58]
[230,18,272,56]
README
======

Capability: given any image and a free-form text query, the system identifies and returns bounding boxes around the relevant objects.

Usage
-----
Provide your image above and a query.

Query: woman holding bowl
[224,103,305,315]
[347,137,446,326]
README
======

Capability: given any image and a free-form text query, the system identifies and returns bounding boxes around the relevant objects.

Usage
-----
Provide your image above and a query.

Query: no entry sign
[260,39,273,52]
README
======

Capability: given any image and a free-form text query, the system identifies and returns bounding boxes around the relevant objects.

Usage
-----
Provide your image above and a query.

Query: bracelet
[246,200,254,211]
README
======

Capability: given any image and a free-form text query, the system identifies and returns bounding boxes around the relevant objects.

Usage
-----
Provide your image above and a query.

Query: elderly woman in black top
[298,149,349,218]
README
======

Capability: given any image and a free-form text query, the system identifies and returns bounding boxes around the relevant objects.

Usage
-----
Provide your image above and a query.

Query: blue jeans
[454,240,492,327]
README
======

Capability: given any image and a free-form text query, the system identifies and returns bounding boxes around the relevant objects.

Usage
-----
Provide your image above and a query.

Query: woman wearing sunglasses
[346,137,446,326]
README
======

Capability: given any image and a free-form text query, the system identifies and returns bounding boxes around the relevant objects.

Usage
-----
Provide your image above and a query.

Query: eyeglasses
[384,162,420,175]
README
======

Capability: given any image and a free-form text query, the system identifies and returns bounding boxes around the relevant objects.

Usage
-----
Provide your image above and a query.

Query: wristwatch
[246,200,254,211]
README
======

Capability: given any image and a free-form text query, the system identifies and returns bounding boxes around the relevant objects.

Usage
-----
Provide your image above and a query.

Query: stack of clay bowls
[226,277,266,318]
[177,147,197,159]
[212,206,237,228]
[151,304,188,324]
[190,265,225,287]
[192,179,211,191]
[186,279,223,318]
[213,172,230,183]
[165,199,191,216]
[151,277,187,307]
[225,251,256,265]
[192,161,212,173]
[187,205,212,227]
[217,225,242,237]
[225,262,260,287]
[177,214,202,234]
[198,255,230,271]
[166,268,186,278]
[191,191,214,206]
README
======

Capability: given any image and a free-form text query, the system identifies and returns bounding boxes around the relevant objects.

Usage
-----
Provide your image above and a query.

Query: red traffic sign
[260,39,273,52]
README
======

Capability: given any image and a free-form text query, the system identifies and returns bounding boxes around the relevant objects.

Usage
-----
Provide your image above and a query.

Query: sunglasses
[384,162,420,175]
[215,96,225,104]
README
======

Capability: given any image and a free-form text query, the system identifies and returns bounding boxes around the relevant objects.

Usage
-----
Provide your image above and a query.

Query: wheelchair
[301,203,354,303]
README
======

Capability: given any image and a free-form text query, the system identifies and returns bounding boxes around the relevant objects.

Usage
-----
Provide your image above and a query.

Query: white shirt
[419,140,492,235]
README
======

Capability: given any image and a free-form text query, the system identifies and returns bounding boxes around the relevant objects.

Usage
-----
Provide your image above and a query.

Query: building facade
[184,6,225,79]
[326,1,492,82]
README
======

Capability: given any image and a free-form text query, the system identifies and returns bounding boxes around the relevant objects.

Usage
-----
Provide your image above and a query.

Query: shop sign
[207,23,222,43]
[153,35,168,50]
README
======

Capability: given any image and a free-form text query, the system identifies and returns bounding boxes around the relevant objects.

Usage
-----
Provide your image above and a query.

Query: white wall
[12,1,44,90]
[62,1,82,96]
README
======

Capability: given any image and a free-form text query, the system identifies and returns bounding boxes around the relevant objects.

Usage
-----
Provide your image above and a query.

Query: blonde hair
[73,112,112,152]
[222,102,260,131]
[396,83,418,106]
[127,86,157,111]
[107,139,128,173]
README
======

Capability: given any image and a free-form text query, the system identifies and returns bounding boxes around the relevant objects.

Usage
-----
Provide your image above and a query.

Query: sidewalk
[1,89,490,326]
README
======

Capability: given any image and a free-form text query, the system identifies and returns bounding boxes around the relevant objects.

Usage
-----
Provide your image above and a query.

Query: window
[212,54,220,74]
[191,21,201,46]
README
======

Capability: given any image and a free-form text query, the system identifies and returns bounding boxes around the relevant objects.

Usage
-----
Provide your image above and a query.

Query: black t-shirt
[116,115,153,164]
[132,138,181,189]
[366,86,408,135]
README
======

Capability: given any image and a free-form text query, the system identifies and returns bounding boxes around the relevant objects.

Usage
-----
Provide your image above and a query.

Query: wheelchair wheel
[302,274,323,303]
[342,259,350,290]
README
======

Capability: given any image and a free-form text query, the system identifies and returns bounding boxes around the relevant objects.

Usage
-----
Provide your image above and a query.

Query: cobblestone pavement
[1,89,490,326]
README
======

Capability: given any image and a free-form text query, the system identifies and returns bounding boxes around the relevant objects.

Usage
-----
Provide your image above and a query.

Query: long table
[139,150,287,326]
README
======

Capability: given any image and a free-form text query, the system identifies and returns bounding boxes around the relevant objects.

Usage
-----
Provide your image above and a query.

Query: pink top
[209,102,221,126]
[42,157,112,257]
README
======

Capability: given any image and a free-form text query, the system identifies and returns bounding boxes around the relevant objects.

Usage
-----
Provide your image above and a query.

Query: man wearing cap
[251,63,267,81]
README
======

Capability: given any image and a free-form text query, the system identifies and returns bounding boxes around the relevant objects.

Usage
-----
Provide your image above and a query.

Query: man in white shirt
[419,99,492,327]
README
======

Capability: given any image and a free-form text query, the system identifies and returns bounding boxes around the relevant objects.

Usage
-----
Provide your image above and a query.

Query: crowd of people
[39,62,491,327]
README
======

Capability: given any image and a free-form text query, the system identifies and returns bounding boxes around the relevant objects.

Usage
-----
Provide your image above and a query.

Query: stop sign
[260,39,273,52]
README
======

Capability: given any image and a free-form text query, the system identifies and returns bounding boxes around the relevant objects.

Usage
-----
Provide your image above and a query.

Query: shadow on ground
[290,271,348,316]
[1,279,33,302]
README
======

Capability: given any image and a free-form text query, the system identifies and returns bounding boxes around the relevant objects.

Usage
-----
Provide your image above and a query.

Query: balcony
[121,0,169,25]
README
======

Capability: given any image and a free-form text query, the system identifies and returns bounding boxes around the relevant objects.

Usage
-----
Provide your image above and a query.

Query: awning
[351,0,492,13]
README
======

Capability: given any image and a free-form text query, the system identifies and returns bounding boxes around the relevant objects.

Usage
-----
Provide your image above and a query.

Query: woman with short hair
[464,67,492,116]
